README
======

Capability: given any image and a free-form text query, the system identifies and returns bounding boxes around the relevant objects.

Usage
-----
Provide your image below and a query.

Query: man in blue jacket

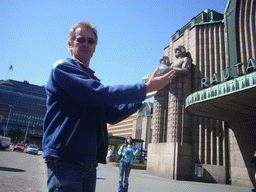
[43,20,176,192]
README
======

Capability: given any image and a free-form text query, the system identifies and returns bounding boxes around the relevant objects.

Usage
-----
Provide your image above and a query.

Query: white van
[0,136,11,150]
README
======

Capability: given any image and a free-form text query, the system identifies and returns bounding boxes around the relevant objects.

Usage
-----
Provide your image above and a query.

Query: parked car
[13,143,24,152]
[0,136,11,150]
[26,145,38,155]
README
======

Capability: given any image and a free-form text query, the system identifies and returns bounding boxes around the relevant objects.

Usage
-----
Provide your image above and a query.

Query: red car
[13,143,25,152]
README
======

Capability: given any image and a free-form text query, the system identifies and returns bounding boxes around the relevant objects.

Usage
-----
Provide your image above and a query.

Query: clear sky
[0,0,228,101]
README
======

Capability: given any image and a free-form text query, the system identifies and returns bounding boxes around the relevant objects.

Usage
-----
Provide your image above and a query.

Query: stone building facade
[147,0,256,188]
[147,8,226,182]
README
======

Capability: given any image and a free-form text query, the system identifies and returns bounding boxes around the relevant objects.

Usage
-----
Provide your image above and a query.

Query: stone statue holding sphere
[159,45,191,76]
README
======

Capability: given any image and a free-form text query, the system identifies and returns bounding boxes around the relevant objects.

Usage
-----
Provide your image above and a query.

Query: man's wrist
[145,82,152,93]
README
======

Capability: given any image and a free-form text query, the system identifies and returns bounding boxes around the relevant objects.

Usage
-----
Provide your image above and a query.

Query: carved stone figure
[159,45,191,76]
[159,55,171,66]
[159,56,172,76]
[170,45,191,75]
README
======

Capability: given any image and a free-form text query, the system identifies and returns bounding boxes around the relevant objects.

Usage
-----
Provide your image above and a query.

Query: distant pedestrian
[118,136,139,192]
[107,147,113,163]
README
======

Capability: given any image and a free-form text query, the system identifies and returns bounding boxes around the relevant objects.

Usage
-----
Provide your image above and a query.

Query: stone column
[167,74,192,143]
[152,85,169,143]
[151,56,172,143]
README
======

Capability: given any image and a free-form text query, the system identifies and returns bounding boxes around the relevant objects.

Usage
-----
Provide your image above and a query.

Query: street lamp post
[23,117,31,145]
[4,105,13,137]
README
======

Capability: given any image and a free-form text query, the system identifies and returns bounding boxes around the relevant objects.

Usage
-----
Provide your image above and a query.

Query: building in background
[108,101,153,149]
[0,79,46,148]
[147,0,256,188]
[107,112,137,138]
[132,101,153,150]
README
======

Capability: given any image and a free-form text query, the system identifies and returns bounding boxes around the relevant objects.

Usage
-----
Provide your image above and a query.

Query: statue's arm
[182,57,191,70]
[172,57,191,74]
[172,67,188,73]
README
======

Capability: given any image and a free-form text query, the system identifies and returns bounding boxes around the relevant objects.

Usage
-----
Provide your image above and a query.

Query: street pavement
[0,148,254,192]
[96,163,252,192]
[0,147,47,192]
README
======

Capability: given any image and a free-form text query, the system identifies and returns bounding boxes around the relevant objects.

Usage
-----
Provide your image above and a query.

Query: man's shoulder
[53,59,72,69]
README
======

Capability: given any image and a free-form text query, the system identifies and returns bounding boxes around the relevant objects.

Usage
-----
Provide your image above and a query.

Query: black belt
[45,157,98,169]
[122,161,130,166]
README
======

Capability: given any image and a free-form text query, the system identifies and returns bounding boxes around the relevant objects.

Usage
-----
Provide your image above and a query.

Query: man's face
[68,27,96,62]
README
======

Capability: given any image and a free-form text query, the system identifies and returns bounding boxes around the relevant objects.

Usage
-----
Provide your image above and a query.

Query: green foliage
[133,163,147,166]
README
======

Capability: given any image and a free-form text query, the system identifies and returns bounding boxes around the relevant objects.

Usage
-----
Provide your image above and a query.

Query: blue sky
[0,0,227,101]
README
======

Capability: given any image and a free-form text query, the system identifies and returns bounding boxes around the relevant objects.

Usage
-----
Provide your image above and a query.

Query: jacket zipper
[66,119,80,146]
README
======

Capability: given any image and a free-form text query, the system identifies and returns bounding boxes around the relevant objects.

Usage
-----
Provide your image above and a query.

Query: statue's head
[174,45,186,58]
[142,74,151,83]
[159,55,171,66]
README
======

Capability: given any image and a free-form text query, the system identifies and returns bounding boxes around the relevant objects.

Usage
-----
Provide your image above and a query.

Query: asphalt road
[0,146,47,192]
[0,147,254,192]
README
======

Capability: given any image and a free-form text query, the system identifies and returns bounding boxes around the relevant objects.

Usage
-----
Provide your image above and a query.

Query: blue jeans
[46,160,97,192]
[118,164,131,192]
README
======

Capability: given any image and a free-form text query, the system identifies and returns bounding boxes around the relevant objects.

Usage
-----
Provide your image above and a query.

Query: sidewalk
[39,155,253,192]
[96,163,253,192]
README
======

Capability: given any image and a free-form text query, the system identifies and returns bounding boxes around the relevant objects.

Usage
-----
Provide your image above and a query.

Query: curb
[107,162,146,170]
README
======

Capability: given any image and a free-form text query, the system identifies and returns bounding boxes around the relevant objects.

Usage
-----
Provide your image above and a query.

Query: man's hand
[145,66,176,98]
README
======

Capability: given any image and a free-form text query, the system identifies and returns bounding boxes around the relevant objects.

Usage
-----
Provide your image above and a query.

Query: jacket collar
[67,58,100,82]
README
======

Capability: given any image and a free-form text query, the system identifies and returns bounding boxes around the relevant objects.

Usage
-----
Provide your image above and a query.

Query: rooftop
[169,9,224,45]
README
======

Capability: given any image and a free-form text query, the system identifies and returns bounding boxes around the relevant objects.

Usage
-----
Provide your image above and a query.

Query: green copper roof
[171,9,224,42]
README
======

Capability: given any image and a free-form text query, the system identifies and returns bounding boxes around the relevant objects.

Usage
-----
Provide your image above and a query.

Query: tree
[9,127,24,143]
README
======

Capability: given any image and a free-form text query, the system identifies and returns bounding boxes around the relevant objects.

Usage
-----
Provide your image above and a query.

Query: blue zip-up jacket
[118,144,139,166]
[43,58,146,164]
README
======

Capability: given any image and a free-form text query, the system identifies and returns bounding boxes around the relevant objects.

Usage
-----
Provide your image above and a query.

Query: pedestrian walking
[107,147,113,163]
[118,136,139,192]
